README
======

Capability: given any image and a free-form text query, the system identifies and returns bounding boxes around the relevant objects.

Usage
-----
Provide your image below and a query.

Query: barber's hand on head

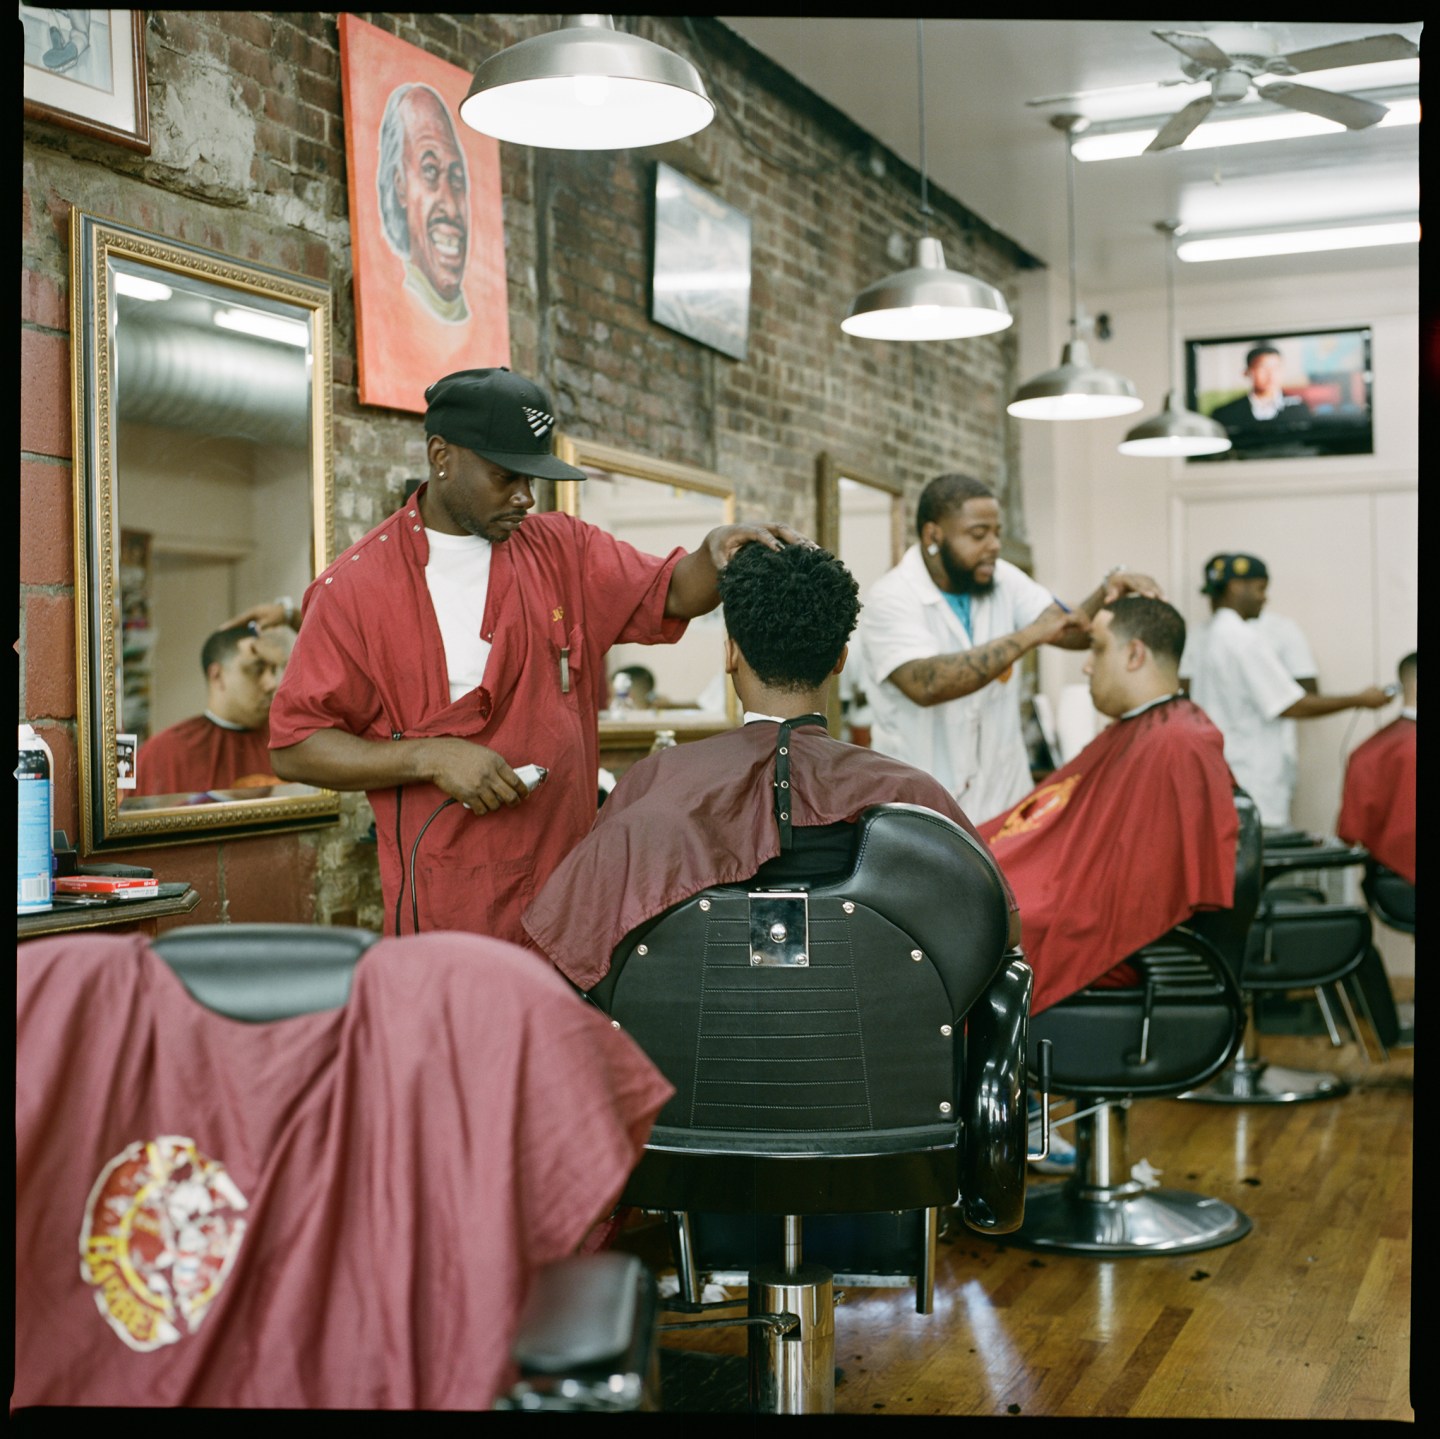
[430,740,529,813]
[1029,603,1090,647]
[222,601,290,631]
[1102,570,1164,605]
[1356,685,1394,710]
[704,522,817,571]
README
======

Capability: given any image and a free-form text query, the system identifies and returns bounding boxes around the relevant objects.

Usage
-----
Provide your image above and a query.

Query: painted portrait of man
[340,15,510,413]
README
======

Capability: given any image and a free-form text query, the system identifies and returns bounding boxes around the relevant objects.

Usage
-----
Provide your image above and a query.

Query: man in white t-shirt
[1182,552,1390,827]
[854,472,1161,824]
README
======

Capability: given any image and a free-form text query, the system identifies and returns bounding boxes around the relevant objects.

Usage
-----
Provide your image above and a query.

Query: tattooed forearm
[891,633,1027,706]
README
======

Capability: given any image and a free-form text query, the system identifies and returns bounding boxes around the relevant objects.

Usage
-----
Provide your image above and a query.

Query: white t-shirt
[1184,607,1304,826]
[855,547,1054,824]
[424,529,493,702]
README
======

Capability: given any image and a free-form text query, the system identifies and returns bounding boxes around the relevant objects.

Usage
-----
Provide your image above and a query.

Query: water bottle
[649,729,678,755]
[18,723,54,914]
[608,671,633,718]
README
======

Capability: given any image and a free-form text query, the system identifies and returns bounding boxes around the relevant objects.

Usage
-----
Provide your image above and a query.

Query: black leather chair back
[1185,790,1262,978]
[1363,860,1416,934]
[591,803,1013,1136]
[151,923,380,1021]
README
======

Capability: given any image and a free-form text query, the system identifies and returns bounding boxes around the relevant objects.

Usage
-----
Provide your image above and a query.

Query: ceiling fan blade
[1025,78,1189,108]
[1153,30,1234,72]
[1145,96,1216,152]
[1278,33,1419,75]
[1262,81,1389,130]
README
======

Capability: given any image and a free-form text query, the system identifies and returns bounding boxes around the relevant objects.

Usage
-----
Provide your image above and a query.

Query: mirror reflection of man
[1210,344,1312,434]
[376,83,470,324]
[134,624,289,798]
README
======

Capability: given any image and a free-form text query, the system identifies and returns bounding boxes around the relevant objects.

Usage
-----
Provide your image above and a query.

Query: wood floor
[617,989,1414,1422]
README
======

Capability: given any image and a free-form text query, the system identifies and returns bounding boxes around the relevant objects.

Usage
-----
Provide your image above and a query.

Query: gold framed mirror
[815,452,906,740]
[552,437,740,763]
[70,209,341,852]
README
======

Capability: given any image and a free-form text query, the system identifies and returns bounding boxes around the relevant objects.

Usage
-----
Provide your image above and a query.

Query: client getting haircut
[1104,595,1186,665]
[200,623,259,675]
[718,541,861,690]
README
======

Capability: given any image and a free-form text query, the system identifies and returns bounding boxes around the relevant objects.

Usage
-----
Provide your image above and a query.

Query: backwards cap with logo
[1201,552,1270,595]
[423,367,587,482]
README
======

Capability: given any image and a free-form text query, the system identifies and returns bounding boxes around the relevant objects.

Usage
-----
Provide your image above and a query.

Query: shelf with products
[118,527,156,742]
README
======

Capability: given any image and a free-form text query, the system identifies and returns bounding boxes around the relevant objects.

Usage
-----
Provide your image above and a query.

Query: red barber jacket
[14,930,673,1411]
[1337,716,1416,884]
[268,502,686,941]
[523,719,1014,991]
[980,697,1238,1014]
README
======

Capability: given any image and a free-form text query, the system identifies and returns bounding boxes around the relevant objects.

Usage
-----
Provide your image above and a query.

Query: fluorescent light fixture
[1177,219,1419,262]
[114,273,173,302]
[214,308,311,347]
[1073,94,1419,160]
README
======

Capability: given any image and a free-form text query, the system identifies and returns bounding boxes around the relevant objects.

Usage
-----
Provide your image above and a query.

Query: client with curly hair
[523,540,1017,990]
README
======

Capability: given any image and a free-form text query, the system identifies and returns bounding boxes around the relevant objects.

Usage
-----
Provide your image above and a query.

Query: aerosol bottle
[18,723,54,914]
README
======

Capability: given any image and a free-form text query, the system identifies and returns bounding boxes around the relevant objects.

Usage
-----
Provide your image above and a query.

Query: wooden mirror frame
[551,435,740,762]
[69,209,341,852]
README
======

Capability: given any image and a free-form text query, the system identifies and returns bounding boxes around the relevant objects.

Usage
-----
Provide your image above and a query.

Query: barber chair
[1182,883,1377,1104]
[583,802,1033,1415]
[1364,859,1415,936]
[1004,791,1262,1256]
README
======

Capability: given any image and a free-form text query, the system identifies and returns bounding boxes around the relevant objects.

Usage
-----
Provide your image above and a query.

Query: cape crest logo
[79,1136,250,1352]
[992,773,1083,841]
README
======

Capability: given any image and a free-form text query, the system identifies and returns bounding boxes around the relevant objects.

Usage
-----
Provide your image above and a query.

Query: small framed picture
[21,8,150,153]
[651,162,752,361]
[116,733,137,790]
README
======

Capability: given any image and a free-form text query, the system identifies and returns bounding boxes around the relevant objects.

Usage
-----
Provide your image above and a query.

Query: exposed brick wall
[20,13,1035,931]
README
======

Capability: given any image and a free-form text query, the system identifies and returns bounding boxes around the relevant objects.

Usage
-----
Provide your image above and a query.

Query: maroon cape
[522,719,1014,991]
[1337,716,1416,884]
[14,930,672,1411]
[135,715,278,797]
[979,697,1238,1015]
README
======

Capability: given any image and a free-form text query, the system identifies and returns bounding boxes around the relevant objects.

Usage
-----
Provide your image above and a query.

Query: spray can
[18,723,54,914]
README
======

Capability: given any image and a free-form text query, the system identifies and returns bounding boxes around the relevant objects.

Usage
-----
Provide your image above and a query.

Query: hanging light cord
[1064,129,1081,340]
[1164,227,1178,394]
[917,18,931,219]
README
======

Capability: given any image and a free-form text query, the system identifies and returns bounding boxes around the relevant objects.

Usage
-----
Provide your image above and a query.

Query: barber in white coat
[855,473,1161,824]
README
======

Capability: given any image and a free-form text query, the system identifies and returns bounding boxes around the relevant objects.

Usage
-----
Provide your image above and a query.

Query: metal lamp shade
[1007,339,1144,420]
[1118,390,1233,456]
[843,237,1013,341]
[459,15,714,150]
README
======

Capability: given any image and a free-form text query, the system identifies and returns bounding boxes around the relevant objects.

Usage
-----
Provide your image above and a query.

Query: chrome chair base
[1180,1058,1349,1104]
[747,1261,835,1414]
[1013,1179,1252,1256]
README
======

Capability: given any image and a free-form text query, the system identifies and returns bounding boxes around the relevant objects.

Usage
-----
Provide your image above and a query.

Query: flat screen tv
[1185,326,1373,462]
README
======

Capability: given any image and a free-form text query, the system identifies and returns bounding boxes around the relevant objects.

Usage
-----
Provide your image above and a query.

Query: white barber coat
[856,547,1053,824]
[1183,607,1304,826]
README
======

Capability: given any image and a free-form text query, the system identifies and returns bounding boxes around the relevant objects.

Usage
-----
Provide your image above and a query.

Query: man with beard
[269,367,809,943]
[854,473,1161,824]
[377,83,471,324]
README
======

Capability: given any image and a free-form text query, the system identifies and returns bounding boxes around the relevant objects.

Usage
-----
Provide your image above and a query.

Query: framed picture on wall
[1185,326,1374,462]
[650,161,751,361]
[338,13,510,414]
[21,8,150,152]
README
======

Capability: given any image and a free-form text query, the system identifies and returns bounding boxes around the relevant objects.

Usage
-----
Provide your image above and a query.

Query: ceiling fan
[1028,25,1419,153]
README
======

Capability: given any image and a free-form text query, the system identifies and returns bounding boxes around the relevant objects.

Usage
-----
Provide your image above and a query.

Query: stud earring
[438,469,446,480]
[926,543,939,556]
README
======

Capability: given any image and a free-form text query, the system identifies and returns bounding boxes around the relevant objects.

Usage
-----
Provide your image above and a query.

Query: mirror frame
[815,452,906,737]
[69,208,341,852]
[551,435,740,757]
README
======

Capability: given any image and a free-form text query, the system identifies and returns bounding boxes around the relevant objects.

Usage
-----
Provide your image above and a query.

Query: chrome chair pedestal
[1013,1102,1251,1256]
[747,1260,835,1415]
[1180,1010,1349,1104]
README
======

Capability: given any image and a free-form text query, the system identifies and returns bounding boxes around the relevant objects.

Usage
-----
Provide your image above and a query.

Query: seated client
[1337,650,1416,888]
[135,623,290,797]
[979,596,1239,1014]
[523,541,1019,990]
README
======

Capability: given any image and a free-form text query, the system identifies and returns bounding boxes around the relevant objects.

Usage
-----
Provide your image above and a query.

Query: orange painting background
[339,14,510,413]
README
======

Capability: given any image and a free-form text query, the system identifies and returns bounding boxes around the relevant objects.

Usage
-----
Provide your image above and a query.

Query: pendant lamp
[459,15,714,151]
[1008,116,1142,420]
[842,20,1012,341]
[1118,222,1233,457]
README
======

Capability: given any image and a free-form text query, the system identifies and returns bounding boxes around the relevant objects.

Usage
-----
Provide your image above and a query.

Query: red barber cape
[1337,717,1416,884]
[134,716,278,798]
[979,698,1238,1015]
[523,720,1014,991]
[14,930,673,1411]
[268,505,684,942]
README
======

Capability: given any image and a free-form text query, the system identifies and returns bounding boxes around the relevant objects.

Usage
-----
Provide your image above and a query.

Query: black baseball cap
[1202,552,1269,595]
[423,367,586,481]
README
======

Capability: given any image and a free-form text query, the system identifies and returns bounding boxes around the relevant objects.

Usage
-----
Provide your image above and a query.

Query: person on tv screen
[1210,343,1312,435]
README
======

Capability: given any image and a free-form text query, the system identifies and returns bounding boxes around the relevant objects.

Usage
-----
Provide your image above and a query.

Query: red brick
[21,268,67,330]
[20,329,72,459]
[20,460,74,586]
[23,593,76,721]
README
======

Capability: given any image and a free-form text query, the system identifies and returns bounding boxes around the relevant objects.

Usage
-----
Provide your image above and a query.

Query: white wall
[1018,253,1418,976]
